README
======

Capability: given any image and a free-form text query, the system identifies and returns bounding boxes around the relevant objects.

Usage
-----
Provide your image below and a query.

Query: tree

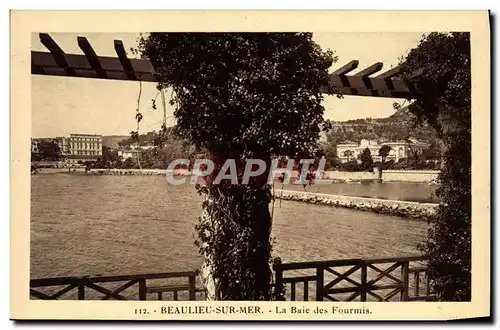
[359,147,373,171]
[422,139,443,162]
[138,33,334,300]
[378,145,392,164]
[408,150,425,170]
[115,155,123,168]
[342,149,354,163]
[102,146,117,164]
[37,140,61,161]
[96,146,121,168]
[400,32,471,301]
[31,151,41,162]
[359,132,378,141]
[120,157,137,169]
[318,139,339,170]
[376,145,392,181]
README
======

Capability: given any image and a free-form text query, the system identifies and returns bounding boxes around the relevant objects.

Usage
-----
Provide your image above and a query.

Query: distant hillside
[102,135,129,149]
[377,106,416,123]
[338,106,414,125]
[325,106,437,143]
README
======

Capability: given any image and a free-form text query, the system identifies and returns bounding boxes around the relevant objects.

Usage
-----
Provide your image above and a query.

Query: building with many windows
[65,134,103,164]
[31,134,103,165]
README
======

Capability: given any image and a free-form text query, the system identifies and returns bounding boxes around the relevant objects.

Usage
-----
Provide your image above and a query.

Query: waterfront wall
[288,170,439,183]
[322,170,377,182]
[275,189,438,221]
[37,167,440,183]
[381,170,439,183]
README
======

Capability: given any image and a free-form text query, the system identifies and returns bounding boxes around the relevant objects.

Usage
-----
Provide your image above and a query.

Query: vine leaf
[136,112,143,123]
[130,131,139,141]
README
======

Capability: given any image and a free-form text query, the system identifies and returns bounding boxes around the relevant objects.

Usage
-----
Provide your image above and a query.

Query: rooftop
[70,133,102,137]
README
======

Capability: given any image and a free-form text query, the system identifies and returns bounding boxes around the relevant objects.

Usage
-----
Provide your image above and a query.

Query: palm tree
[378,145,392,164]
[377,145,392,181]
[343,149,354,163]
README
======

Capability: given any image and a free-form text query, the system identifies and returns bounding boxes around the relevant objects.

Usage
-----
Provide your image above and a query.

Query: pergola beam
[31,33,421,99]
[350,62,384,90]
[331,60,359,76]
[373,65,403,91]
[77,36,107,79]
[39,33,77,77]
[114,40,137,80]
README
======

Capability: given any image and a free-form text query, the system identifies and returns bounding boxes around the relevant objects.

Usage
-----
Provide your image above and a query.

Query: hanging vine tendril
[131,81,143,169]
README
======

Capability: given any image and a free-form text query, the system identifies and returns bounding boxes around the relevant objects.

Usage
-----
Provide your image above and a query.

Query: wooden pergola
[31,33,422,99]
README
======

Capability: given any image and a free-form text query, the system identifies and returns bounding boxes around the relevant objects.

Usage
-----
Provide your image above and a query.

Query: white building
[31,134,103,165]
[336,138,429,163]
[118,149,141,160]
[128,143,155,150]
[336,141,360,163]
[64,134,103,164]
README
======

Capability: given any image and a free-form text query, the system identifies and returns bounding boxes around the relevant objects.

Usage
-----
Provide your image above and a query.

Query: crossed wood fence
[273,255,435,302]
[31,255,434,301]
[30,271,206,301]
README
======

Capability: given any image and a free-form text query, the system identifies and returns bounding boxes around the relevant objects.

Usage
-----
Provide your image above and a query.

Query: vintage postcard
[10,10,490,320]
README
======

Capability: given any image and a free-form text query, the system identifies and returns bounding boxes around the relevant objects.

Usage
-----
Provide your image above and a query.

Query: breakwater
[88,168,172,175]
[35,167,440,183]
[34,168,191,176]
[318,170,440,183]
[274,189,438,221]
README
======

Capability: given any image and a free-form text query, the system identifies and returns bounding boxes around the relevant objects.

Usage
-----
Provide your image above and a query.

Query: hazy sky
[31,32,423,138]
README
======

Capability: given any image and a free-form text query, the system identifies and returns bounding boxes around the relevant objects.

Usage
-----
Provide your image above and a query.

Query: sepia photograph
[11,10,490,320]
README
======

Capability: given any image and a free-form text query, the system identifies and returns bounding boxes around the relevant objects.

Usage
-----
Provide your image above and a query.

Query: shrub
[401,32,471,301]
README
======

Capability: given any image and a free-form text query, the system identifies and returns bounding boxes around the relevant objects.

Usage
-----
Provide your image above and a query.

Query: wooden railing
[273,255,435,302]
[31,256,434,301]
[30,271,206,301]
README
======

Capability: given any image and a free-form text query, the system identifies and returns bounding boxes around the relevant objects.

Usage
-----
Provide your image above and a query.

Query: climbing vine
[130,81,143,169]
[400,32,471,301]
[138,33,335,300]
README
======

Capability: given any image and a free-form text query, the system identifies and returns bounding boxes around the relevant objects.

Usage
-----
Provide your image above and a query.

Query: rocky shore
[34,168,191,176]
[274,189,438,221]
[88,169,170,175]
[35,167,440,184]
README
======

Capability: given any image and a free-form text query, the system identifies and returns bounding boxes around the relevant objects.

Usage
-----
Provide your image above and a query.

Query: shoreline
[35,167,440,183]
[33,167,440,183]
[274,189,438,221]
[33,168,439,213]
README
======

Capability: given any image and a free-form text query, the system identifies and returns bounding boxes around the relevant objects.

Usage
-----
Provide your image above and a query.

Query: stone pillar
[373,166,382,182]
